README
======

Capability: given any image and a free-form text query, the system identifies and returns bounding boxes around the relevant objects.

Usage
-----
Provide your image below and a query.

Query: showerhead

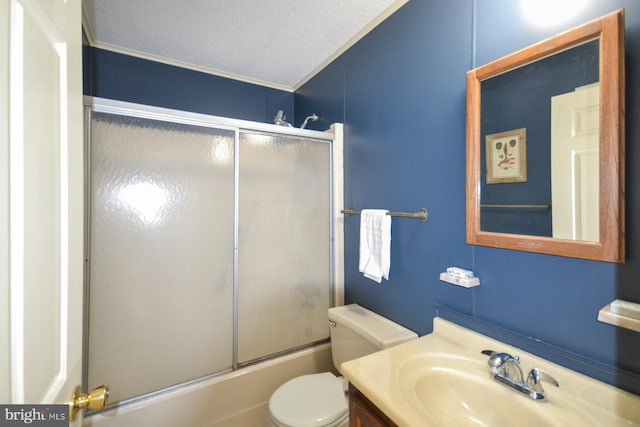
[300,114,319,129]
[273,110,292,127]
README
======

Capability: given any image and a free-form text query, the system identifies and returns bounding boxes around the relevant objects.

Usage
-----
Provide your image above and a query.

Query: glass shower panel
[237,132,331,364]
[87,112,235,403]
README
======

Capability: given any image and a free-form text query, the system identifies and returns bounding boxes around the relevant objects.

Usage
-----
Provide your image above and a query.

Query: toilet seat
[269,372,348,427]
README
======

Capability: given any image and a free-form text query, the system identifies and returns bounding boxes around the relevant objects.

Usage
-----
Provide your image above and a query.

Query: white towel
[358,209,391,283]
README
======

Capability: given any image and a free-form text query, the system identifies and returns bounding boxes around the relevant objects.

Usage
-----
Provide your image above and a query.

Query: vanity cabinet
[348,384,398,427]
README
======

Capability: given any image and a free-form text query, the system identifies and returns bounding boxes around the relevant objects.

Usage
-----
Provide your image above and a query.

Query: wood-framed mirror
[466,9,625,262]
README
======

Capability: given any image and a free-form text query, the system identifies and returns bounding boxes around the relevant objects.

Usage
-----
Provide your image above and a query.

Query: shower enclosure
[83,98,342,407]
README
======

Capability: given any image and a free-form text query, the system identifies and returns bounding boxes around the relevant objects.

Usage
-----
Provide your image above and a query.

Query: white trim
[9,0,25,403]
[80,3,96,47]
[331,124,345,307]
[0,0,12,405]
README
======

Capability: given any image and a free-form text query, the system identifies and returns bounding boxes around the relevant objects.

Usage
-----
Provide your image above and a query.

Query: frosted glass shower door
[87,112,235,403]
[237,132,331,363]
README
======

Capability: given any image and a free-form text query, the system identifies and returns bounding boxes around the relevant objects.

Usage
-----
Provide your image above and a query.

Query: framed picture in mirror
[485,128,527,184]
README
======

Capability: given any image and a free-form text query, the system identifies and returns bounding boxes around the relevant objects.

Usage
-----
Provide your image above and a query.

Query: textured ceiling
[82,0,408,91]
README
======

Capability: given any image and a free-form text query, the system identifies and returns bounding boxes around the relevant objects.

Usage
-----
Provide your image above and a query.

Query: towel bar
[480,203,551,209]
[341,208,428,222]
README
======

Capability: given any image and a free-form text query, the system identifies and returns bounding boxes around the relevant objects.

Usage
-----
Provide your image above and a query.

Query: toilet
[268,304,418,427]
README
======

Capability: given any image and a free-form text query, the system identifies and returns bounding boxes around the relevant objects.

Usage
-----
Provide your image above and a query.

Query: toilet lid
[269,373,348,427]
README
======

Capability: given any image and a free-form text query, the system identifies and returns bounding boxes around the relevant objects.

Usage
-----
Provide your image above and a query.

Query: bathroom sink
[397,356,587,426]
[414,371,553,426]
[341,319,640,427]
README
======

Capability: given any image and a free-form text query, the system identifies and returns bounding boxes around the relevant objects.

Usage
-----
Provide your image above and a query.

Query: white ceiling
[82,0,408,92]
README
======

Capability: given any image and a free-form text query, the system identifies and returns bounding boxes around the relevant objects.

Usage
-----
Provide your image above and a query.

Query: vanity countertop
[340,317,640,427]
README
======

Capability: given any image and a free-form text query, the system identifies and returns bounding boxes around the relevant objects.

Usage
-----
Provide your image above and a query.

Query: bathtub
[83,343,334,427]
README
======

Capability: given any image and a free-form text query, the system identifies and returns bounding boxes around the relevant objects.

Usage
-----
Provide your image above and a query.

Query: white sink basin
[397,355,592,426]
[412,369,553,426]
[341,319,640,427]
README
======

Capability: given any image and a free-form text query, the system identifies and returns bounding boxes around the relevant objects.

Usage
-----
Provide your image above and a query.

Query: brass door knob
[68,384,109,421]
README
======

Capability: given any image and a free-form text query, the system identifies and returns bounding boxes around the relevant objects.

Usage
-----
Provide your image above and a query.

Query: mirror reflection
[466,9,625,262]
[480,39,599,241]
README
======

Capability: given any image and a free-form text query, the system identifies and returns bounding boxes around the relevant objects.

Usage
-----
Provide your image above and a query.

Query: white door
[1,0,87,423]
[551,83,600,241]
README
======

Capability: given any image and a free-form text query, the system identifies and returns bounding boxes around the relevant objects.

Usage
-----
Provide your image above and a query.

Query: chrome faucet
[488,352,524,383]
[482,350,559,401]
[527,367,560,393]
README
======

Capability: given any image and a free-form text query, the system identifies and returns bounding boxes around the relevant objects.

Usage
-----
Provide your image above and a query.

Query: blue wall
[296,0,640,392]
[83,46,294,124]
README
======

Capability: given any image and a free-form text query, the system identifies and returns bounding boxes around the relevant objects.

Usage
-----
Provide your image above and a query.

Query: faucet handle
[487,352,519,368]
[527,368,559,392]
[487,352,524,383]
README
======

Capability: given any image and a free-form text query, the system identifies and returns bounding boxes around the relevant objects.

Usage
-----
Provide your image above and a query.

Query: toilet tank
[328,304,418,373]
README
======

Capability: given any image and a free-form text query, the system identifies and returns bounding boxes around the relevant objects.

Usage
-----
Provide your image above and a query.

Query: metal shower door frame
[82,96,342,409]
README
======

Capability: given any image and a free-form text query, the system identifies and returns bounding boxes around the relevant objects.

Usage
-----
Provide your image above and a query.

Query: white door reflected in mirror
[551,83,600,242]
